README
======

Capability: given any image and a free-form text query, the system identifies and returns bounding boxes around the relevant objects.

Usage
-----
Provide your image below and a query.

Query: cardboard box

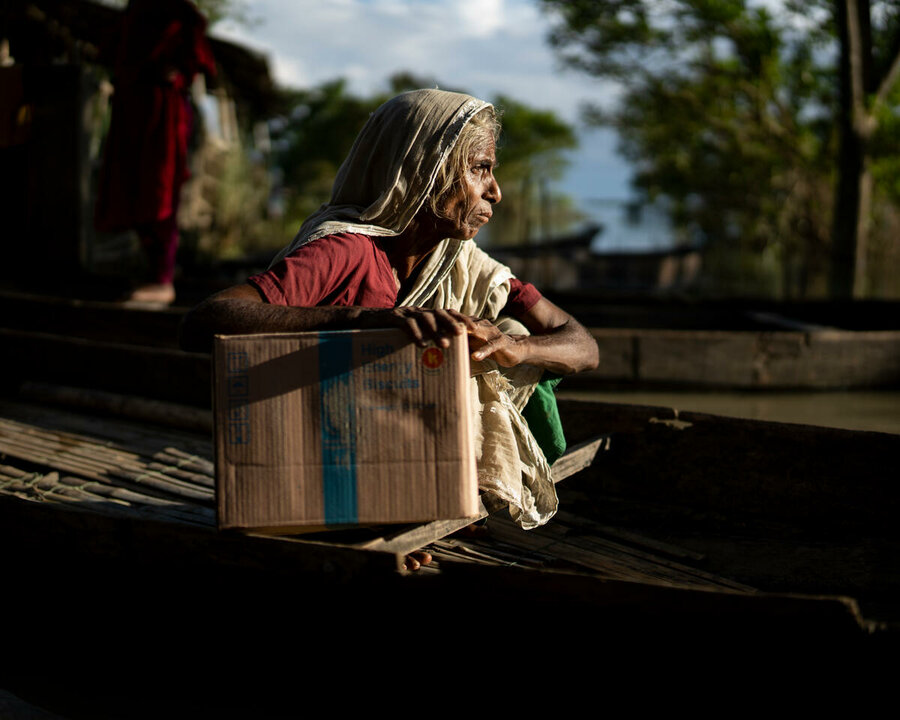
[213,329,478,532]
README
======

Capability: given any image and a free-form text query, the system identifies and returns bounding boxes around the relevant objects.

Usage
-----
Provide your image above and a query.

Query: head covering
[270,89,491,265]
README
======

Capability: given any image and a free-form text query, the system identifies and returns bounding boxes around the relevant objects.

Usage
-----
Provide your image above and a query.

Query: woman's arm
[460,297,599,375]
[178,283,469,353]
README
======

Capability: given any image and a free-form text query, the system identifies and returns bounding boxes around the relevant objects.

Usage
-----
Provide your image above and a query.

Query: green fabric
[522,374,566,465]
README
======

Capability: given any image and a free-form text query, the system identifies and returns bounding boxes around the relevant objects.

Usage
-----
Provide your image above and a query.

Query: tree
[542,0,900,297]
[826,0,900,295]
[269,80,380,227]
[489,94,579,245]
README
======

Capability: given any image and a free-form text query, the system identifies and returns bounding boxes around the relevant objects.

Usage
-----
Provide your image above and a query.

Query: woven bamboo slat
[0,431,213,504]
[0,416,215,506]
[486,512,753,591]
[0,416,213,494]
[0,470,216,526]
[0,399,213,460]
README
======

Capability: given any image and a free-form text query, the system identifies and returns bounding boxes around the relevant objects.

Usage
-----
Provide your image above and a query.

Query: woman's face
[434,137,502,240]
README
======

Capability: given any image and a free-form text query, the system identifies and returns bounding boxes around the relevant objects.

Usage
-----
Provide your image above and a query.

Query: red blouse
[249,233,542,318]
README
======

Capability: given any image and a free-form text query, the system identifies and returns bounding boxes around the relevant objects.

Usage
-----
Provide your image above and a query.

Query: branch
[874,44,900,110]
[845,0,875,137]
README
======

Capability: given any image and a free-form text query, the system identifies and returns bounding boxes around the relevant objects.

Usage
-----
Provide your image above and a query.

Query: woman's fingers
[469,325,523,367]
[430,308,466,346]
[400,312,426,346]
[471,335,504,361]
[445,309,481,333]
[391,307,465,347]
[373,308,526,366]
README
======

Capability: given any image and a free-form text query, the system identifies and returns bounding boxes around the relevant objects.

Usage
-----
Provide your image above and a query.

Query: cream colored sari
[271,89,557,528]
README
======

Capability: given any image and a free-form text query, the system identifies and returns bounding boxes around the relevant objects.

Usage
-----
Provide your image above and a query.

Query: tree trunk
[830,0,873,299]
[831,126,872,298]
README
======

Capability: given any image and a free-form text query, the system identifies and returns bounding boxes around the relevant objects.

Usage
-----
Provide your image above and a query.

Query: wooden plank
[549,435,609,482]
[552,509,706,561]
[0,469,215,526]
[18,381,213,434]
[358,436,608,555]
[488,513,754,591]
[431,560,873,639]
[359,501,492,555]
[1,489,876,658]
[556,398,900,534]
[0,328,212,407]
[744,311,838,332]
[0,399,213,462]
[0,290,184,347]
[577,327,900,389]
[0,492,402,581]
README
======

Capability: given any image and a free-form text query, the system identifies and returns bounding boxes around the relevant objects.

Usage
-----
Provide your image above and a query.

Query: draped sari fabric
[270,89,558,528]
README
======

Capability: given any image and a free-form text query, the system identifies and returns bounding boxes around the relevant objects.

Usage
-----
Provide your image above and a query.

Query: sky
[210,0,635,207]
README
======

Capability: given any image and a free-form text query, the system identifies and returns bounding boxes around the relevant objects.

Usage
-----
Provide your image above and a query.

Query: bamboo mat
[0,398,750,590]
[0,399,215,527]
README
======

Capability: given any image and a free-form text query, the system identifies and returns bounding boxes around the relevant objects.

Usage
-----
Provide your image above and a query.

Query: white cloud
[211,0,632,199]
[212,1,607,114]
[456,0,505,37]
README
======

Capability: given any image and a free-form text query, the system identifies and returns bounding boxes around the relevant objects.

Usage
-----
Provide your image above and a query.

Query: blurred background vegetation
[99,0,899,300]
[177,71,582,266]
[542,0,900,299]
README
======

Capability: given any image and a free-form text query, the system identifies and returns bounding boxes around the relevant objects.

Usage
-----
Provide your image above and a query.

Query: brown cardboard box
[214,329,478,532]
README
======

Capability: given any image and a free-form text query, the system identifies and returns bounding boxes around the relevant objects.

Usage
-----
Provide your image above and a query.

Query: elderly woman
[181,89,599,563]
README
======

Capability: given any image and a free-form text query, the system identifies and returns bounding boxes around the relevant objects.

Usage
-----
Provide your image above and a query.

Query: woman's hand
[369,308,526,367]
[464,319,526,367]
[358,306,467,348]
[459,299,600,375]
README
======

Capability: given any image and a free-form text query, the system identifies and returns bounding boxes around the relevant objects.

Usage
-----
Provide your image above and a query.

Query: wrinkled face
[434,136,502,241]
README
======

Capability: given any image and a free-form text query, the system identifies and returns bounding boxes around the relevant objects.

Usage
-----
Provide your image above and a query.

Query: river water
[557,389,900,435]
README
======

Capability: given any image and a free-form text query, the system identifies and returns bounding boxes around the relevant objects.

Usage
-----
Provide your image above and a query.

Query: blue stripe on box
[318,333,357,525]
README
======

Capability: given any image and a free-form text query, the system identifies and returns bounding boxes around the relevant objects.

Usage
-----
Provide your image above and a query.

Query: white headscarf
[271,89,490,259]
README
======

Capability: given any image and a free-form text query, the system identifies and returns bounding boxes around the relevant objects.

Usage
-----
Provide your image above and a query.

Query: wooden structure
[3,393,895,631]
[3,290,900,397]
[487,226,703,293]
[0,0,279,283]
[1,293,898,621]
[547,293,900,390]
[2,291,898,710]
[578,326,900,389]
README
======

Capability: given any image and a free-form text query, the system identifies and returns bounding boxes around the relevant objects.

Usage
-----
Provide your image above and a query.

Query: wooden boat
[2,389,897,635]
[2,290,898,710]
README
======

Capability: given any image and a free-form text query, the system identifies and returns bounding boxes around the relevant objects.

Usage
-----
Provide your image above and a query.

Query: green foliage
[494,94,577,178]
[489,95,580,245]
[271,73,482,229]
[211,147,272,257]
[871,81,900,204]
[270,80,379,231]
[542,0,900,297]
